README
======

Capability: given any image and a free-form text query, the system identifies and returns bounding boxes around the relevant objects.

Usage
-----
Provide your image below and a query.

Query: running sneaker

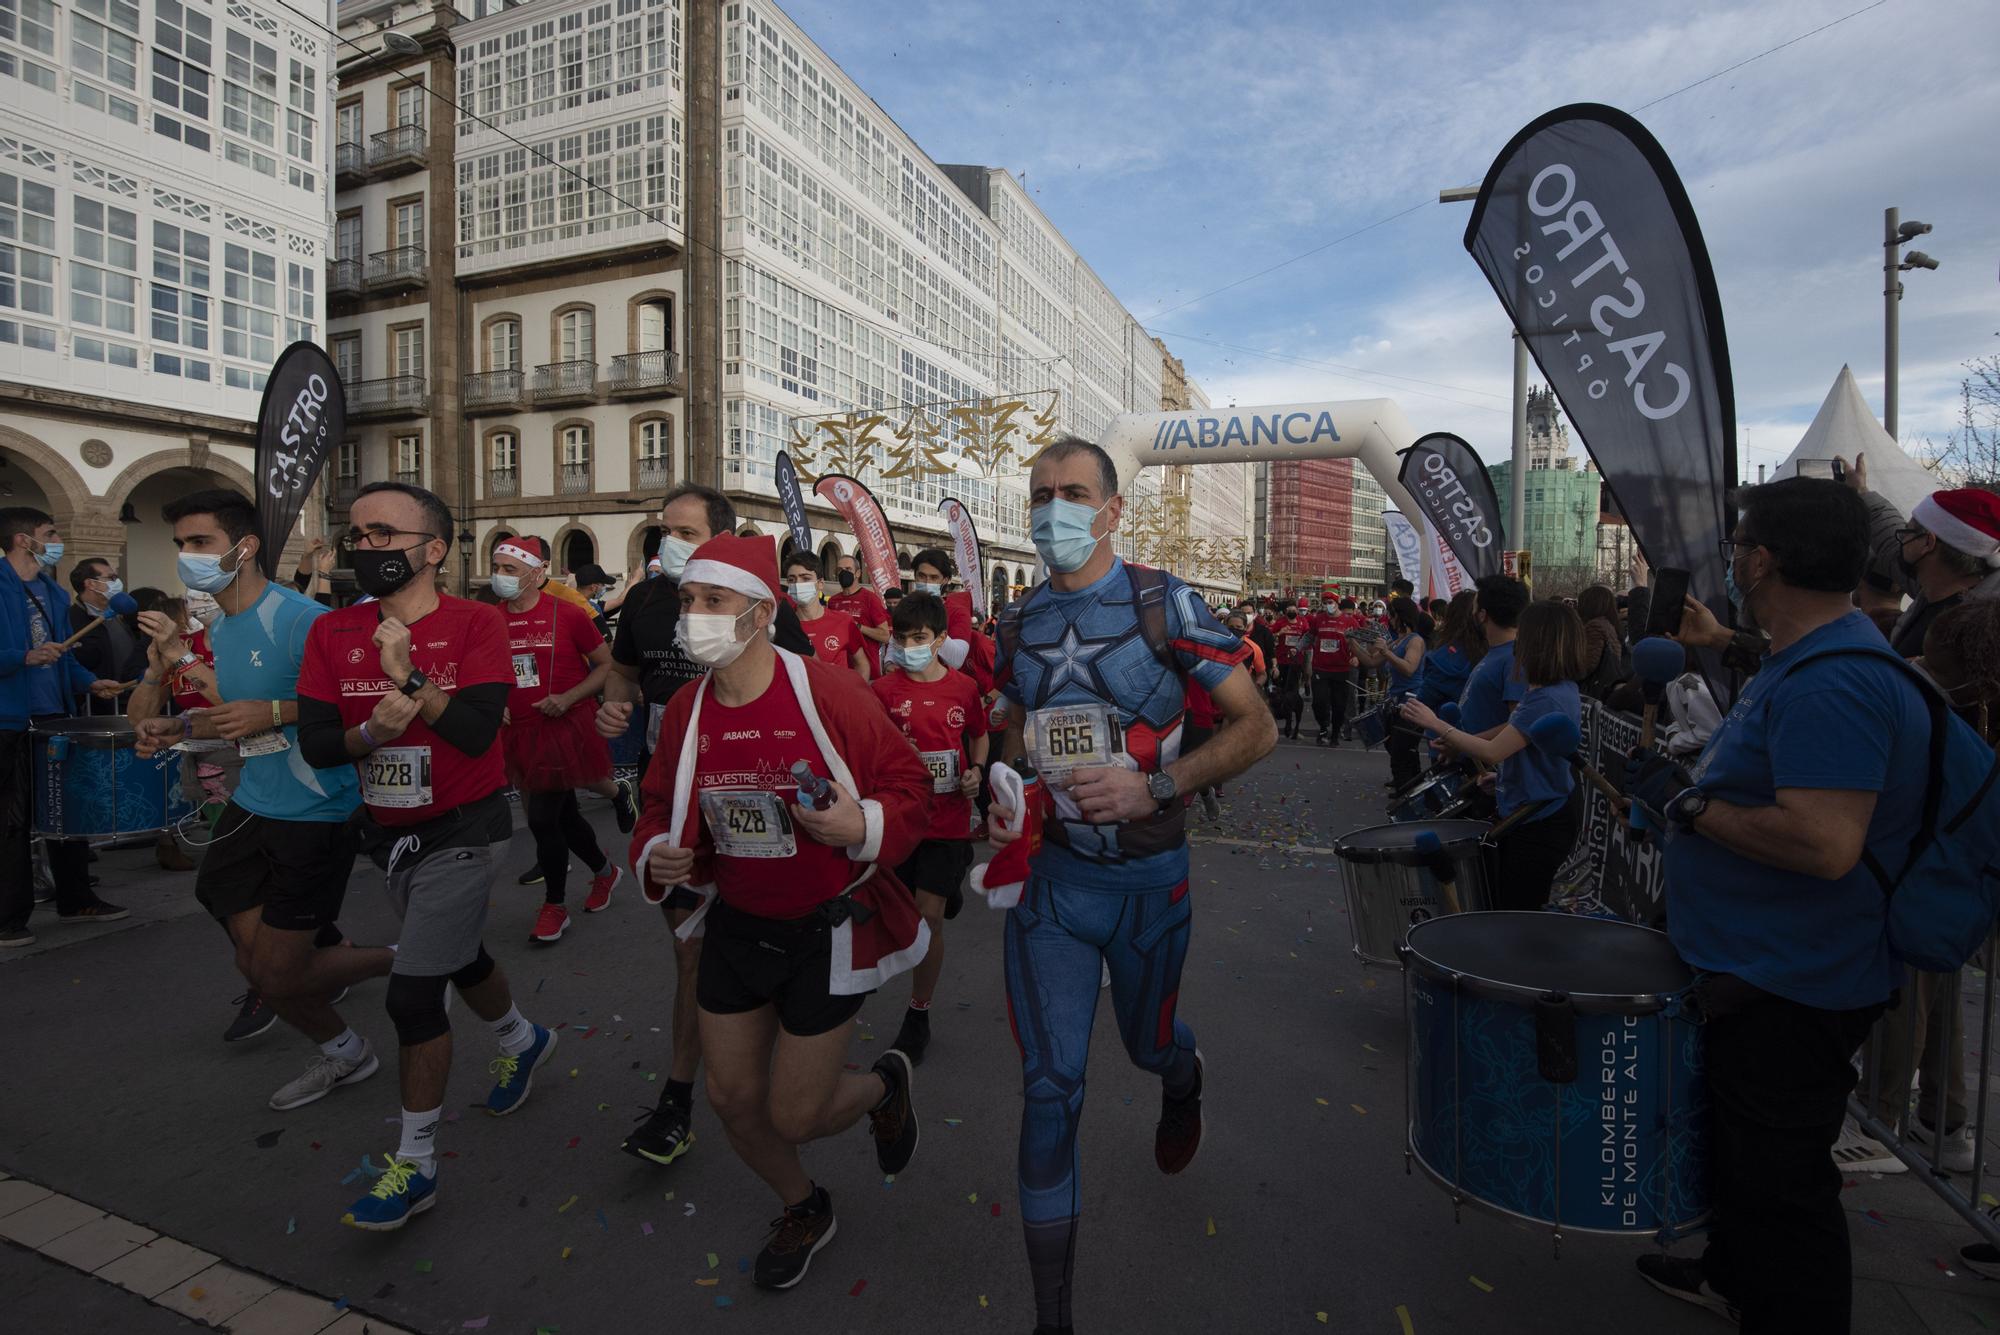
[269,1041,380,1111]
[224,990,277,1043]
[621,1099,694,1166]
[753,1186,837,1290]
[584,866,622,913]
[0,927,34,949]
[516,864,546,886]
[1156,1049,1204,1174]
[485,1024,557,1116]
[891,1007,932,1067]
[613,777,638,834]
[1908,1116,1978,1172]
[57,900,129,924]
[869,1050,918,1174]
[530,903,570,943]
[1635,1253,1739,1324]
[1830,1116,1907,1174]
[340,1155,437,1232]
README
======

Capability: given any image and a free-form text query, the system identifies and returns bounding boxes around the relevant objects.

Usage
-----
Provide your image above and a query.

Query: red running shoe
[530,903,570,943]
[584,866,622,913]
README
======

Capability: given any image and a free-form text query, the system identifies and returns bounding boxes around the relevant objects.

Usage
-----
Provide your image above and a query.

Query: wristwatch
[171,651,198,672]
[397,667,430,698]
[1666,786,1708,829]
[1147,770,1179,809]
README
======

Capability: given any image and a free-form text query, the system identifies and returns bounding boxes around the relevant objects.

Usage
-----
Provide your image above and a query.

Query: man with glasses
[297,481,555,1231]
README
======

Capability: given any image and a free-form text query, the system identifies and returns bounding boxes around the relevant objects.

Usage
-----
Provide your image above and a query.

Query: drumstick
[1568,755,1626,806]
[50,592,139,652]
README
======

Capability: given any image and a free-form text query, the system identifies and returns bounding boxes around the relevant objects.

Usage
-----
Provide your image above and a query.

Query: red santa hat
[493,536,548,568]
[1913,489,2000,565]
[680,533,782,606]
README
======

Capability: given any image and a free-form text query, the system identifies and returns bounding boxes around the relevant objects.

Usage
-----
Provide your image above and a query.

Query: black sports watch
[1666,786,1708,829]
[397,667,430,698]
[1146,770,1179,808]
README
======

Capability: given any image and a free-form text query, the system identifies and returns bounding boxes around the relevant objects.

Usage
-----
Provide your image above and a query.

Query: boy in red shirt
[296,481,554,1231]
[869,590,986,1064]
[784,553,870,680]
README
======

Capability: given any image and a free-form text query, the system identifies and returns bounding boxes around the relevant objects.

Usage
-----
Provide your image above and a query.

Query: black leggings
[1310,670,1349,737]
[1491,794,1581,911]
[525,790,607,905]
[1385,719,1423,789]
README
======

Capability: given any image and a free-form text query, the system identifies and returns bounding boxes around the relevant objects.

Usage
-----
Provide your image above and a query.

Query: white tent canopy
[1772,365,1937,519]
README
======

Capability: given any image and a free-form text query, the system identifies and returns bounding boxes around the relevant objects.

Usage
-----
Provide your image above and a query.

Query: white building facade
[2,0,333,580]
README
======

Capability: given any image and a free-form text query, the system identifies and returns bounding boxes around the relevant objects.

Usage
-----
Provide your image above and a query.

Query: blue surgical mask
[33,540,62,570]
[657,535,696,581]
[1030,497,1109,574]
[1724,557,1760,614]
[178,542,245,595]
[97,577,124,600]
[490,572,524,600]
[893,642,934,673]
[915,581,943,597]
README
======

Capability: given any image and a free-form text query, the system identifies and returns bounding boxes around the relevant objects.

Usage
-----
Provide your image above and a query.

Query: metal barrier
[1848,932,2000,1247]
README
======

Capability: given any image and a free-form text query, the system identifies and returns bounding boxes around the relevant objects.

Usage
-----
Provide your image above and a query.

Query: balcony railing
[607,349,680,395]
[393,468,422,487]
[463,369,524,413]
[489,467,519,498]
[330,258,362,299]
[636,457,673,490]
[366,246,426,291]
[532,359,597,404]
[559,462,593,495]
[347,375,428,418]
[367,123,426,173]
[334,140,367,182]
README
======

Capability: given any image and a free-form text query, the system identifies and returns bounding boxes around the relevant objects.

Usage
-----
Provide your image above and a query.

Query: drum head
[1334,819,1490,865]
[1404,911,1693,1011]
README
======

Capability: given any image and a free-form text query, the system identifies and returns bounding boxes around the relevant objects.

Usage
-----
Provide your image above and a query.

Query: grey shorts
[384,839,505,977]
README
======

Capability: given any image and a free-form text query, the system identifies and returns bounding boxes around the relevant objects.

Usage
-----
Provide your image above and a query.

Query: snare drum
[1402,912,1709,1242]
[31,716,194,840]
[1352,703,1389,749]
[1387,768,1469,823]
[1333,819,1493,967]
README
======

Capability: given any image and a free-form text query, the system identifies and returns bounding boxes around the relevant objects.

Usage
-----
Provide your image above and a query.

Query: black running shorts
[696,899,867,1037]
[896,838,972,919]
[194,802,357,933]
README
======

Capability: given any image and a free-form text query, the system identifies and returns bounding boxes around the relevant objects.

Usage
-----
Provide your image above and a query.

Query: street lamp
[1441,184,1527,547]
[1883,209,1940,440]
[380,30,423,56]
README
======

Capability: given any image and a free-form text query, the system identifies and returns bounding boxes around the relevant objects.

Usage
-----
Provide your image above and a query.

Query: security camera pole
[1883,207,1939,440]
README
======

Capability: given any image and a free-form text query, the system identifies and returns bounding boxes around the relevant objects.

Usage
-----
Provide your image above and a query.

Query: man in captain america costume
[986,437,1276,1335]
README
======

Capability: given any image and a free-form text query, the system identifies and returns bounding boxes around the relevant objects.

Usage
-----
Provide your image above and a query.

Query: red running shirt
[825,586,888,672]
[870,667,982,840]
[297,595,513,826]
[800,607,864,672]
[1306,611,1356,673]
[502,591,604,712]
[692,671,854,918]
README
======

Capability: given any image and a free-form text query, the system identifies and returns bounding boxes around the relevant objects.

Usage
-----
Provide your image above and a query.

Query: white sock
[491,1003,536,1056]
[321,1028,366,1063]
[397,1106,440,1176]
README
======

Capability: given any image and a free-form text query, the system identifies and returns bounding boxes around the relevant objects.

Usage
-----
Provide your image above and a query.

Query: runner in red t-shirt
[825,551,891,674]
[1303,594,1358,746]
[869,590,986,1065]
[490,537,634,944]
[784,553,870,680]
[295,481,554,1232]
[628,534,929,1291]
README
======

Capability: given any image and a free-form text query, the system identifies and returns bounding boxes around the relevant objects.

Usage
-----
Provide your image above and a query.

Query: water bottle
[792,760,835,812]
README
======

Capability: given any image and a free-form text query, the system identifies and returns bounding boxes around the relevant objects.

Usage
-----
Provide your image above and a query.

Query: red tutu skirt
[504,703,613,793]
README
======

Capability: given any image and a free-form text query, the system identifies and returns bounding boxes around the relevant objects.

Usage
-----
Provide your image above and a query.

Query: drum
[1401,912,1709,1243]
[1351,702,1389,749]
[1387,768,1469,823]
[31,716,194,840]
[1333,819,1493,967]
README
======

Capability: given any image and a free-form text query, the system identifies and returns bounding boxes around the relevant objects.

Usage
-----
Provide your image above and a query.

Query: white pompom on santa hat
[1913,488,2000,567]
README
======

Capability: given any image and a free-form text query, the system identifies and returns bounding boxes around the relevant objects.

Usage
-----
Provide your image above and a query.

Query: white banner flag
[1426,519,1469,600]
[1382,511,1425,584]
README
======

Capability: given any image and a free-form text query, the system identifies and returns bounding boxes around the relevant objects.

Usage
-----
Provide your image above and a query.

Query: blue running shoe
[340,1155,436,1231]
[486,1024,557,1116]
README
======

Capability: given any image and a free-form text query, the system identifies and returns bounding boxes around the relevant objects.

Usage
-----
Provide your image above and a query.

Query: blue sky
[781,0,1998,477]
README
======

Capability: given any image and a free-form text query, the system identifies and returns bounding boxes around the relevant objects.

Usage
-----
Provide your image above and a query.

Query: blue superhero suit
[996,557,1242,1329]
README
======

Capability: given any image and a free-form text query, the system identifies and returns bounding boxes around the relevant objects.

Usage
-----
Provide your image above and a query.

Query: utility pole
[1883,207,1939,440]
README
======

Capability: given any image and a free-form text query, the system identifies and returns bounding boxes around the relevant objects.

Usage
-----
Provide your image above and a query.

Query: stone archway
[0,424,93,524]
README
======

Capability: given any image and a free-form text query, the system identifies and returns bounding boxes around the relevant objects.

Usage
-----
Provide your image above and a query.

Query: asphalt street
[5,735,2000,1334]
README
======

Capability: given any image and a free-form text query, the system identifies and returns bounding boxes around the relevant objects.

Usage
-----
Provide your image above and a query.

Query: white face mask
[915,581,943,597]
[677,604,759,669]
[657,534,697,581]
[788,580,817,606]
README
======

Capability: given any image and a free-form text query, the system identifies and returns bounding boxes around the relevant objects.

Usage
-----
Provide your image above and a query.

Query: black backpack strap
[994,582,1046,699]
[1125,562,1184,686]
[1777,644,1947,894]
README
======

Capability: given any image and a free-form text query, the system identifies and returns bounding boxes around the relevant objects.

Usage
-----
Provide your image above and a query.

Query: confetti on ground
[707,1253,719,1270]
[990,1203,1002,1217]
[596,1209,609,1232]
[738,1258,749,1274]
[566,1137,581,1149]
[943,1118,963,1127]
[597,1102,610,1111]
[536,978,546,993]
[684,1202,696,1217]
[333,1297,348,1311]
[1316,1314,1328,1325]
[189,1287,206,1301]
[1985,1193,2000,1208]
[414,1261,433,1274]
[967,1193,978,1204]
[569,1068,579,1078]
[1352,1105,1367,1115]
[462,1320,490,1331]
[980,1296,989,1308]
[557,1195,579,1213]
[715,1297,733,1309]
[1396,1305,1415,1335]
[1363,1043,1381,1053]
[1314,1097,1329,1107]
[285,1217,295,1235]
[642,1222,654,1236]
[1469,1276,1493,1293]
[310,1141,322,1150]
[664,1192,676,1201]
[561,1247,573,1260]
[1206,1218,1217,1237]
[695,1278,718,1288]
[1865,1210,1888,1227]
[1935,1258,1957,1276]
[849,1280,868,1297]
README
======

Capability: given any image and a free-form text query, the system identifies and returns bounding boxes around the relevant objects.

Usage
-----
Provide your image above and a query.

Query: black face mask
[352,544,427,598]
[837,570,855,589]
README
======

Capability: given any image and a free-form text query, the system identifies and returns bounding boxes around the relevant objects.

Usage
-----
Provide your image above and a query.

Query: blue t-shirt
[1496,680,1579,820]
[1387,632,1422,695]
[1416,642,1474,711]
[1000,558,1239,891]
[1667,611,1921,1011]
[210,582,360,823]
[1458,638,1524,734]
[20,579,66,716]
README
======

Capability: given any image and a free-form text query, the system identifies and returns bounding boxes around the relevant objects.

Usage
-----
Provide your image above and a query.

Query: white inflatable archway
[1099,398,1426,589]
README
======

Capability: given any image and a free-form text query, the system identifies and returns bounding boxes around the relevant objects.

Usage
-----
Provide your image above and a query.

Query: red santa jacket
[628,648,934,995]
